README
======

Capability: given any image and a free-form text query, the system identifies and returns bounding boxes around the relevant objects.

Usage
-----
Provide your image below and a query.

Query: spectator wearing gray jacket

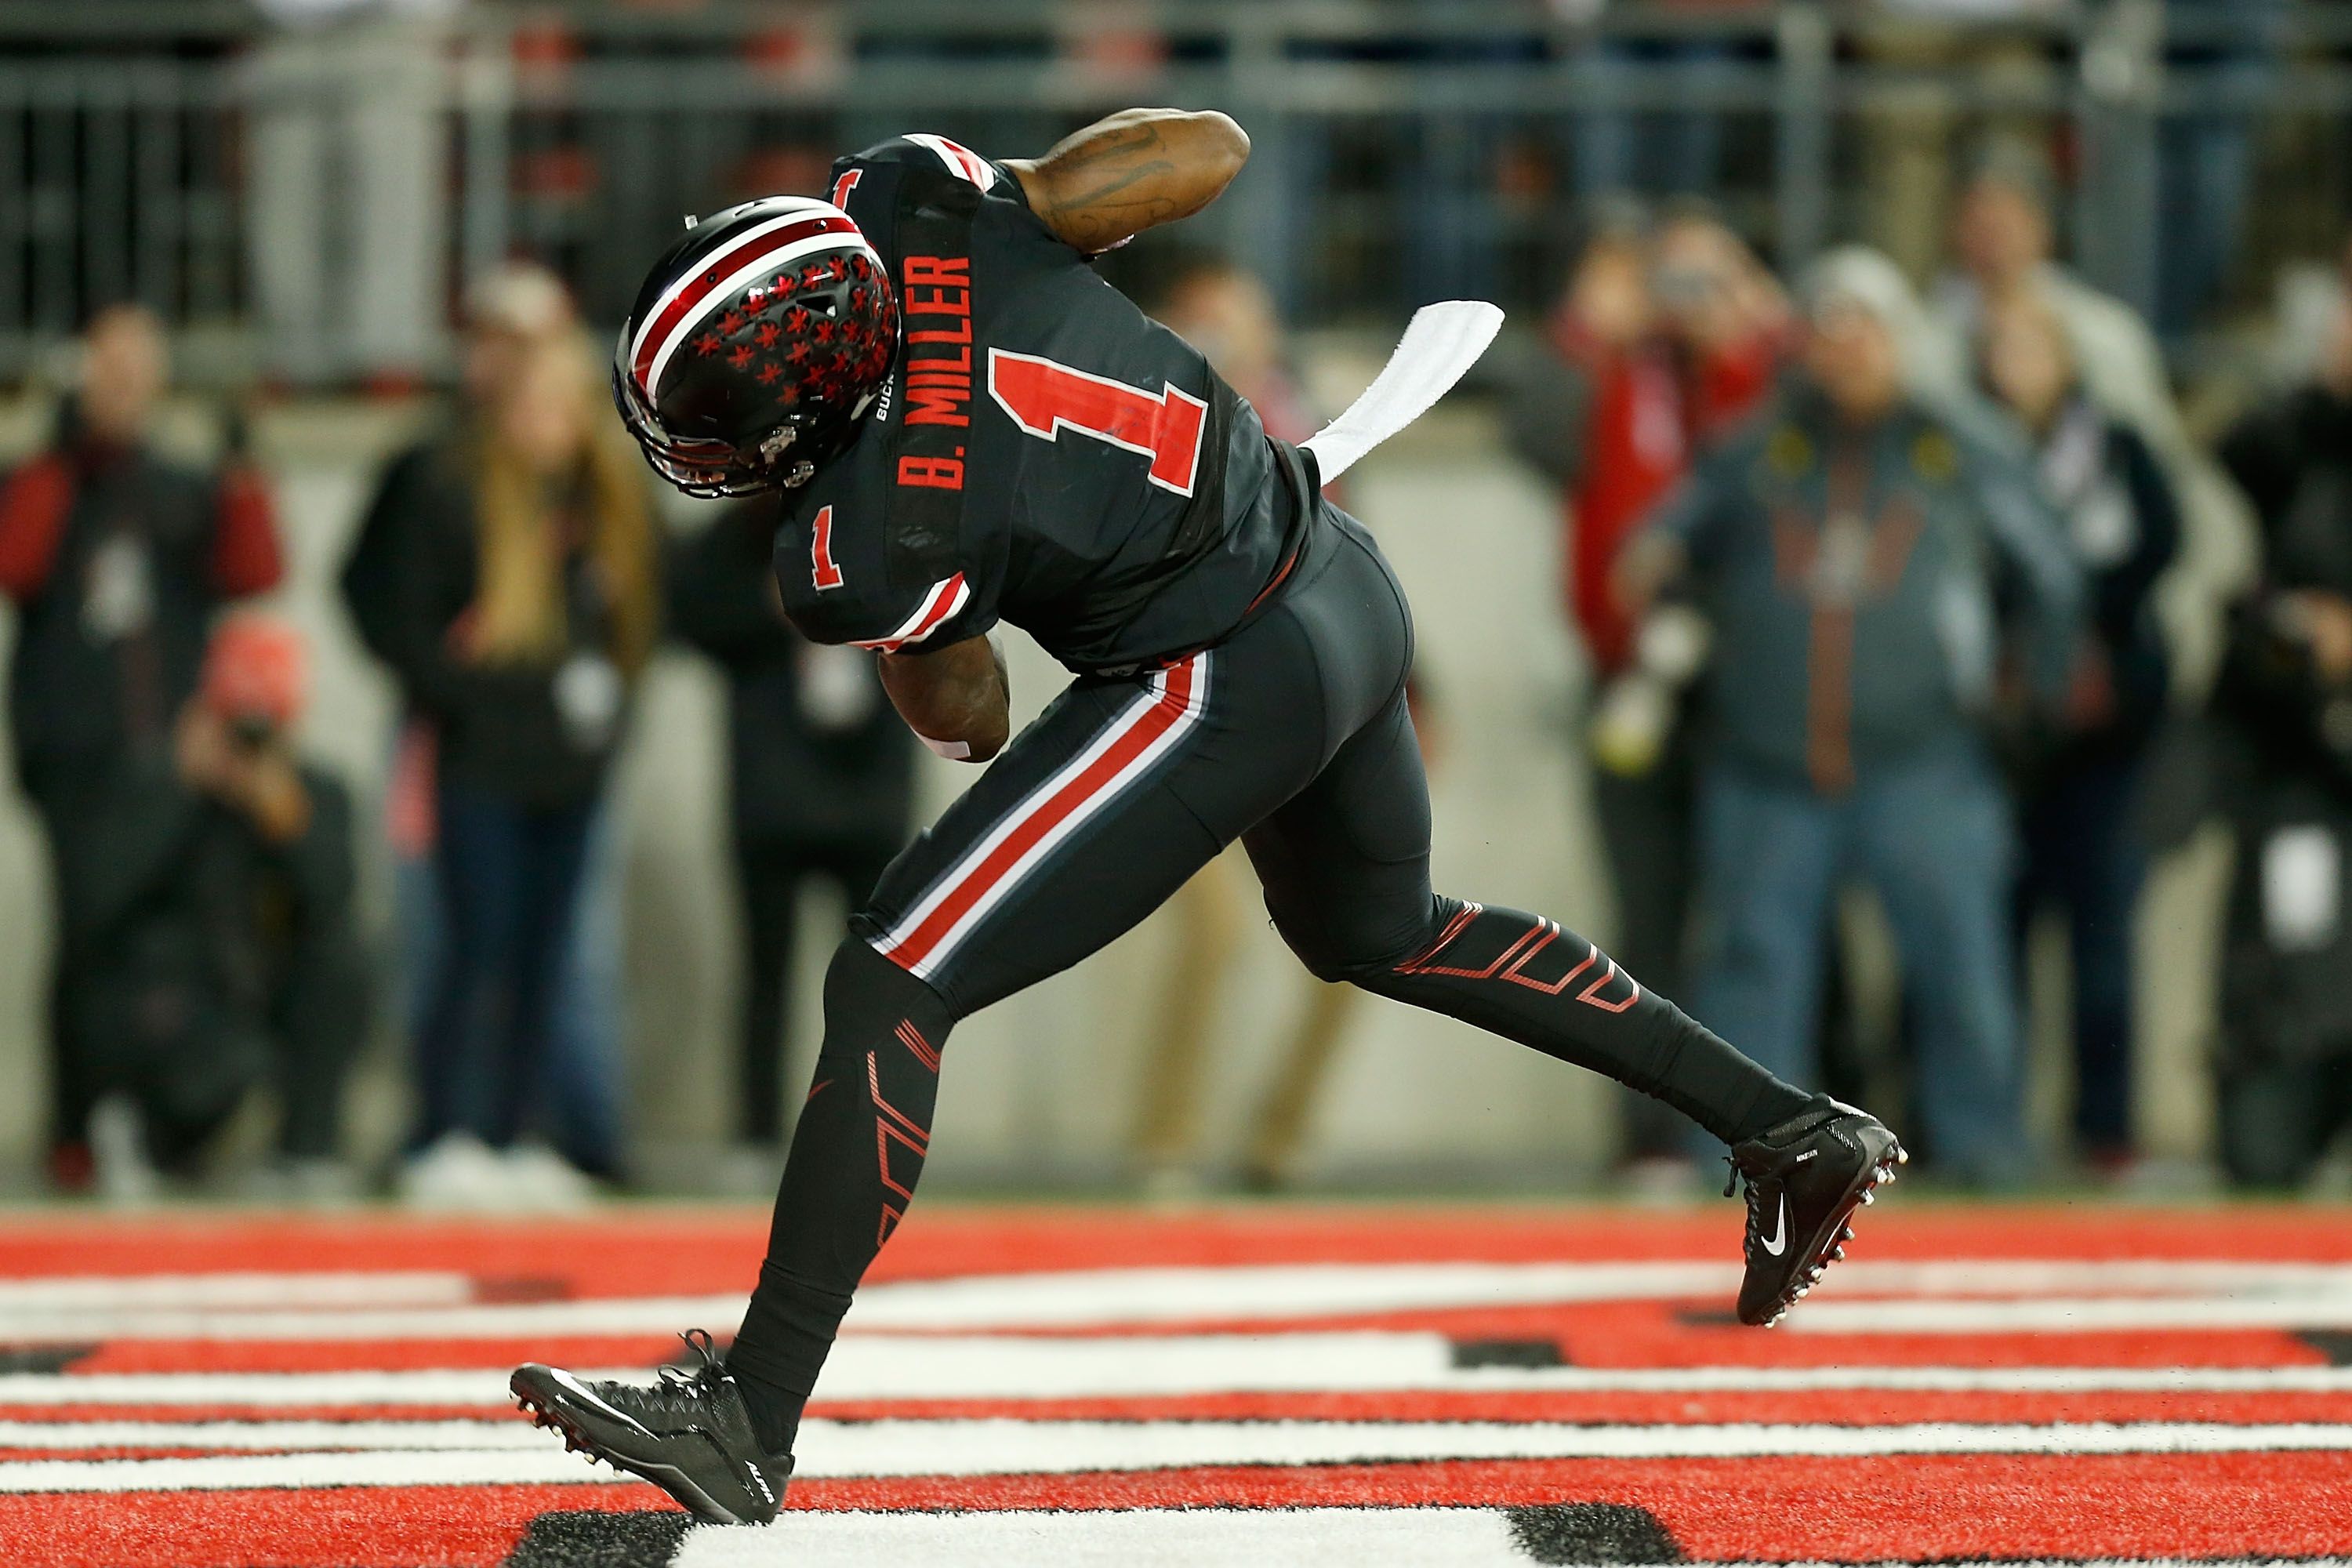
[1619,249,2083,1183]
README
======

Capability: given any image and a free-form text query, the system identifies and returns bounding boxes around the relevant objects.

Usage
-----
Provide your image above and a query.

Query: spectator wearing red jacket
[1500,207,1784,1169]
[0,304,285,1177]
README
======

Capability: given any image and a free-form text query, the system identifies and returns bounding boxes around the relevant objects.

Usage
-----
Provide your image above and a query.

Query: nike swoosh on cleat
[546,1368,656,1437]
[1759,1195,1789,1257]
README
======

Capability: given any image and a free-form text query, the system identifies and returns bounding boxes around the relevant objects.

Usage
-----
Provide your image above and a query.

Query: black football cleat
[1723,1098,1905,1327]
[511,1330,793,1525]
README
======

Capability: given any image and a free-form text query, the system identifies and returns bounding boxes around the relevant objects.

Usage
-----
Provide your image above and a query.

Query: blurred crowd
[15,172,2352,1201]
[1501,147,2352,1190]
[0,279,925,1206]
[47,0,2329,381]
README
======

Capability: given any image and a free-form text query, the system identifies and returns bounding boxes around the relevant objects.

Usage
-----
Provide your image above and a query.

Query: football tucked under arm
[878,634,1012,764]
[1004,109,1250,255]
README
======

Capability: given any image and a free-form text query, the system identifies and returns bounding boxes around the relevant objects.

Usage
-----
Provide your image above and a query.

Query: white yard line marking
[0,1370,532,1407]
[0,1274,477,1311]
[0,1418,548,1450]
[675,1514,2346,1568]
[784,1419,2352,1479]
[676,1505,1533,1568]
[0,1450,608,1493]
[9,1259,2352,1339]
[3,1421,2350,1490]
[1786,1295,2352,1333]
[848,1264,1737,1329]
[843,1260,2352,1331]
[13,1348,2352,1409]
[0,1294,747,1341]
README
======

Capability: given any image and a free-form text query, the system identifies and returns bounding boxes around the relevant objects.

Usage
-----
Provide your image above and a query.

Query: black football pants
[724,503,1809,1450]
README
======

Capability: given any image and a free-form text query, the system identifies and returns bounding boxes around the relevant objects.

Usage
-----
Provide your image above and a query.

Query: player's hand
[879,633,1011,763]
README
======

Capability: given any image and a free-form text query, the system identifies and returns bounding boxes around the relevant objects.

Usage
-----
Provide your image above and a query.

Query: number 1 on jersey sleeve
[810,505,846,590]
[986,348,1207,497]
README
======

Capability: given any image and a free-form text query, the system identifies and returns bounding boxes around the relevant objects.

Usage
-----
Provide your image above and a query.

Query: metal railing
[0,1,2344,385]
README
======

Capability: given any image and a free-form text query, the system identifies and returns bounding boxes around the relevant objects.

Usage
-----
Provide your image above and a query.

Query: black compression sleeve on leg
[724,937,954,1454]
[1359,899,1811,1146]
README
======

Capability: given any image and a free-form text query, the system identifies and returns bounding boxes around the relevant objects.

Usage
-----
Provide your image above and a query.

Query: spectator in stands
[349,265,579,999]
[361,328,658,1201]
[343,263,634,1207]
[1127,256,1388,1192]
[1555,0,1757,205]
[2157,0,2292,341]
[50,615,365,1198]
[1929,143,2256,703]
[243,0,454,383]
[0,304,287,1188]
[1617,249,2082,1183]
[2206,281,2352,1187]
[1855,0,2060,285]
[1976,291,2181,1171]
[666,503,916,1160]
[1500,206,1784,1174]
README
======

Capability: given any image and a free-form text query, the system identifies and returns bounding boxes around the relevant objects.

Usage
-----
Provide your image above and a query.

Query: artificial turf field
[0,1202,2347,1566]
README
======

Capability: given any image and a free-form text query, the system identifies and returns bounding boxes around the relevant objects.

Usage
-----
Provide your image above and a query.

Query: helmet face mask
[611,196,898,499]
[609,358,815,499]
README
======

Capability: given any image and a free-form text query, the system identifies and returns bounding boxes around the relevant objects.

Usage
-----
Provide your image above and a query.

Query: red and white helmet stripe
[624,198,885,401]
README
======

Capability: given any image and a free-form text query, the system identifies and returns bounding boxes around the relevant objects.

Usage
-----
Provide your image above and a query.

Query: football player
[513,109,1902,1523]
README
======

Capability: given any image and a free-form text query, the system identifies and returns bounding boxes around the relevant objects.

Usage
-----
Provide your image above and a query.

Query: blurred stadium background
[7,0,2342,1200]
[4,3,2352,1561]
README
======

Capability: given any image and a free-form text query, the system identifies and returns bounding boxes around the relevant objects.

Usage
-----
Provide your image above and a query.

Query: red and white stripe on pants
[872,652,1212,983]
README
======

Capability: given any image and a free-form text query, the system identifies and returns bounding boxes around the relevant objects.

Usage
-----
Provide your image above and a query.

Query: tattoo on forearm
[1044,122,1164,172]
[1028,113,1237,250]
[1049,170,1181,249]
[1052,162,1176,212]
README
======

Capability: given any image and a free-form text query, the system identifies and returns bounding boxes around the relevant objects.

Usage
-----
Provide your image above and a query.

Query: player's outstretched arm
[878,635,1011,764]
[1004,109,1250,255]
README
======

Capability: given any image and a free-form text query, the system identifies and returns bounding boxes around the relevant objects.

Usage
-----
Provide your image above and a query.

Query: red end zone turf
[0,1203,2347,1566]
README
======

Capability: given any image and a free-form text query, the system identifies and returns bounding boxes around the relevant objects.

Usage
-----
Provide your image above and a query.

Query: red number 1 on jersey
[986,349,1207,497]
[810,505,845,590]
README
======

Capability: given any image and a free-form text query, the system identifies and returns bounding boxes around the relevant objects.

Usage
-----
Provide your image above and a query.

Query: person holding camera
[0,304,299,1187]
[44,615,367,1193]
[2207,280,2352,1185]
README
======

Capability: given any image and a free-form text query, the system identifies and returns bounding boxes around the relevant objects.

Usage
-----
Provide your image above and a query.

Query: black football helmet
[613,195,898,498]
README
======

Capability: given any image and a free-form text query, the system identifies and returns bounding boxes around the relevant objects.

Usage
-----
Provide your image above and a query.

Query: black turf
[1505,1502,1689,1564]
[502,1509,696,1568]
[1452,1338,1568,1370]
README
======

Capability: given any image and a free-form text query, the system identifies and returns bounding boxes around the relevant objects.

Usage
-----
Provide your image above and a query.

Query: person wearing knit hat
[1614,243,2085,1184]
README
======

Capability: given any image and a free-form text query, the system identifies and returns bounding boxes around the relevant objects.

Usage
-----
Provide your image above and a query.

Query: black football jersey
[769,135,1290,670]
